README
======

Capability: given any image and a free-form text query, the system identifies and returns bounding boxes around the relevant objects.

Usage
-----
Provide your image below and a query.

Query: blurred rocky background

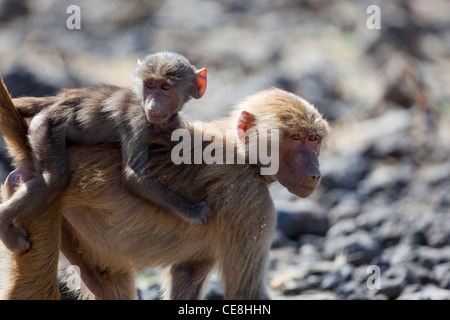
[0,0,449,300]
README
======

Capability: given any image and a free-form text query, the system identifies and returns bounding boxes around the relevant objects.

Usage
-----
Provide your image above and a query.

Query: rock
[363,131,417,159]
[0,0,28,22]
[297,243,323,265]
[281,274,323,295]
[319,264,354,291]
[335,280,368,299]
[298,234,325,249]
[377,219,405,247]
[423,212,450,248]
[357,109,413,143]
[430,185,450,211]
[320,151,370,191]
[403,230,428,246]
[3,66,60,97]
[277,206,329,239]
[409,264,437,286]
[297,291,338,300]
[271,229,297,248]
[137,285,161,300]
[323,230,381,266]
[377,266,413,299]
[416,162,450,186]
[268,247,301,272]
[410,246,450,269]
[320,188,351,208]
[320,273,340,291]
[433,262,450,289]
[293,72,346,121]
[355,206,394,230]
[381,243,415,265]
[357,161,414,199]
[397,284,450,300]
[327,193,361,224]
[204,274,224,300]
[325,219,357,238]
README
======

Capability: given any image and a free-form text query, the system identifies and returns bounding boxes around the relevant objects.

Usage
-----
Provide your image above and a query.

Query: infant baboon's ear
[191,68,208,99]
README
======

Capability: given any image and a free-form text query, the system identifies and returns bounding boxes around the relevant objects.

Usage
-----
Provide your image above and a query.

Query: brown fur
[0,84,329,299]
[0,52,210,254]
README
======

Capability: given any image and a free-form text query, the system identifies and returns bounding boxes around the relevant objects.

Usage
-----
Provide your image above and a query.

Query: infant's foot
[183,202,212,225]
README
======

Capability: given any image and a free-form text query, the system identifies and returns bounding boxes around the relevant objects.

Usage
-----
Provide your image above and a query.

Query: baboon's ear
[237,111,256,143]
[191,68,207,99]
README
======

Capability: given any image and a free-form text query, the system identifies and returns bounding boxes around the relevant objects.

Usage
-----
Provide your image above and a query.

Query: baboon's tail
[0,77,33,168]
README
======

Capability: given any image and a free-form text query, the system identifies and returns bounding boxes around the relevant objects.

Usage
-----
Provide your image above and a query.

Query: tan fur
[230,87,330,139]
[0,86,329,299]
[0,149,61,299]
[0,78,32,168]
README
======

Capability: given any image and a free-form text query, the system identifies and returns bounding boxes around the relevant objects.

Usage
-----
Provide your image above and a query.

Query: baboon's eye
[309,134,319,142]
[291,134,301,141]
[161,83,172,90]
[146,81,156,89]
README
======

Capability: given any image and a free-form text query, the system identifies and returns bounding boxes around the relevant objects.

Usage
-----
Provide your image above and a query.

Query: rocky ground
[0,0,449,299]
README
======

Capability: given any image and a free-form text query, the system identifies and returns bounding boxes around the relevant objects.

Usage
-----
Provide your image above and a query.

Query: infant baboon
[0,52,210,254]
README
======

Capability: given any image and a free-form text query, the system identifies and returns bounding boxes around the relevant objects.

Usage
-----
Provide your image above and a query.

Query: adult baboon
[0,82,329,299]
